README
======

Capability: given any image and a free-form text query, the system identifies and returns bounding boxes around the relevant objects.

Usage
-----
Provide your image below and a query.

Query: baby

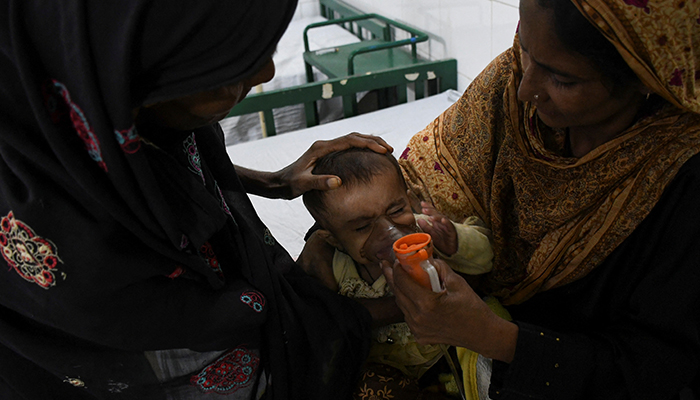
[303,147,493,394]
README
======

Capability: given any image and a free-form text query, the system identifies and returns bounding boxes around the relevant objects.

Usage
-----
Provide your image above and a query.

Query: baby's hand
[416,201,458,256]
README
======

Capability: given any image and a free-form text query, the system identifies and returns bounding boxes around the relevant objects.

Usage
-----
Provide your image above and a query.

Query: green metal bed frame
[226,0,457,137]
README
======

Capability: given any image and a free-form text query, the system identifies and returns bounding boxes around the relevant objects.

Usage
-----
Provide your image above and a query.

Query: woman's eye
[552,75,577,88]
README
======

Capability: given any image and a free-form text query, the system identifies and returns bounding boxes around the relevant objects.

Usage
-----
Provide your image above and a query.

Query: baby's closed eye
[355,224,371,233]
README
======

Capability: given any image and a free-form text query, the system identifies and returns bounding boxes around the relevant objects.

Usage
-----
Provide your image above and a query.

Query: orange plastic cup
[392,233,434,289]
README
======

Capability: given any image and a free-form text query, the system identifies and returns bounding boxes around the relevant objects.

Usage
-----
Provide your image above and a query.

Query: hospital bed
[226,88,461,259]
[222,0,457,141]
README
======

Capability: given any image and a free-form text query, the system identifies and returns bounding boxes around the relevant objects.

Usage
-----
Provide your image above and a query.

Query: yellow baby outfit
[333,216,494,379]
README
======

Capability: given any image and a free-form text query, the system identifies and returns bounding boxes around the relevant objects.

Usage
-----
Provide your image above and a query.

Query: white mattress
[226,89,461,259]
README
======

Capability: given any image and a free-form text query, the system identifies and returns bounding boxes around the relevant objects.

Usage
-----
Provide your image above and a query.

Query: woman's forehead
[519,0,600,80]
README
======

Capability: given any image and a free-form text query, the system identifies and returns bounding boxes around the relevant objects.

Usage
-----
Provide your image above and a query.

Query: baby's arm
[416,202,493,275]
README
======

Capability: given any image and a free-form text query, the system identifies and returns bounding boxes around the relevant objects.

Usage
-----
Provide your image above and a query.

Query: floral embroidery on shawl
[44,80,108,172]
[240,291,266,313]
[623,0,650,13]
[114,126,141,154]
[107,381,129,394]
[190,347,260,395]
[199,242,223,279]
[214,182,232,216]
[168,266,185,279]
[574,0,700,113]
[669,68,685,87]
[263,228,275,246]
[183,133,205,184]
[63,377,86,388]
[0,211,64,289]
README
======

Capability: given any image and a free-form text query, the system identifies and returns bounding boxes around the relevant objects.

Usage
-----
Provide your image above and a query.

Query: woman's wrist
[235,165,287,199]
[481,316,518,363]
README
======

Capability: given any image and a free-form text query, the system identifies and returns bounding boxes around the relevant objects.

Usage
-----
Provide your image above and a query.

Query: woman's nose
[517,59,541,103]
[248,58,276,87]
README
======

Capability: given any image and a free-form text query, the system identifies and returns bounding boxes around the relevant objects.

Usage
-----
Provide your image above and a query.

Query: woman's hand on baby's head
[417,201,458,256]
[276,132,393,199]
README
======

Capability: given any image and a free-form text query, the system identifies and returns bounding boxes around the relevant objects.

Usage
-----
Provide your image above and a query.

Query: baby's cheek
[352,236,374,263]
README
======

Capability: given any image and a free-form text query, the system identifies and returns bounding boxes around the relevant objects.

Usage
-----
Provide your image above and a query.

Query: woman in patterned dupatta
[388,0,700,398]
[0,0,385,399]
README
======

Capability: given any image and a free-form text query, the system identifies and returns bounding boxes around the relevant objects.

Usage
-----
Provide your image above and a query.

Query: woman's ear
[316,229,344,252]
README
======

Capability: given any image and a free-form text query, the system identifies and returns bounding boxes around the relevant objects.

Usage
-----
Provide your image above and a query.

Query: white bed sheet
[226,89,461,259]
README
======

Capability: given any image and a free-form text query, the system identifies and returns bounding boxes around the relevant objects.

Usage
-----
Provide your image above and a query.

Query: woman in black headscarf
[0,0,383,398]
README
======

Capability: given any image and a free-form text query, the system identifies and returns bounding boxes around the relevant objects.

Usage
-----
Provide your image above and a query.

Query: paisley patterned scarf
[400,0,700,305]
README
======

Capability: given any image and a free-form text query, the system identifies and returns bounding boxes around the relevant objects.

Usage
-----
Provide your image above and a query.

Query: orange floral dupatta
[399,0,700,305]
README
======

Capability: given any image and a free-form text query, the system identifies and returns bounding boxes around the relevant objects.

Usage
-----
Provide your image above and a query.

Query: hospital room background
[224,0,520,259]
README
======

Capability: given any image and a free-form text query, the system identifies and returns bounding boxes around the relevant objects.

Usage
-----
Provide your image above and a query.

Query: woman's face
[517,0,643,135]
[138,58,276,131]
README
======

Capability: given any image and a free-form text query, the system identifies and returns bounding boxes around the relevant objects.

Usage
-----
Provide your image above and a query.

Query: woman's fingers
[388,258,515,357]
[329,132,393,154]
[308,133,393,157]
[382,260,424,312]
[302,174,342,192]
[280,133,393,198]
[433,259,463,291]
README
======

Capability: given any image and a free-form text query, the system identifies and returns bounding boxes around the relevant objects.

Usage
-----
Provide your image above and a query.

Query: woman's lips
[535,106,558,120]
[536,106,551,116]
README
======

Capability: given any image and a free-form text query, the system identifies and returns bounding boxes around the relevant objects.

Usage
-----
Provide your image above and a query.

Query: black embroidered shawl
[0,0,371,398]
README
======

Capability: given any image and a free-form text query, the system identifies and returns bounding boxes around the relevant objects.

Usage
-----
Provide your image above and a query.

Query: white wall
[294,0,323,19]
[295,0,520,92]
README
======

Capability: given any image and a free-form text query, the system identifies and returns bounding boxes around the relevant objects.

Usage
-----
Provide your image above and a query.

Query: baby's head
[303,148,415,266]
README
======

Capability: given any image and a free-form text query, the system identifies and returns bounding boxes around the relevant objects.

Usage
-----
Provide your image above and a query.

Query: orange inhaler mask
[359,215,441,292]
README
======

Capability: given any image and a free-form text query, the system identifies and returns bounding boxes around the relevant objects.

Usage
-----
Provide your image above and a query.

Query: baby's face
[322,170,415,266]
